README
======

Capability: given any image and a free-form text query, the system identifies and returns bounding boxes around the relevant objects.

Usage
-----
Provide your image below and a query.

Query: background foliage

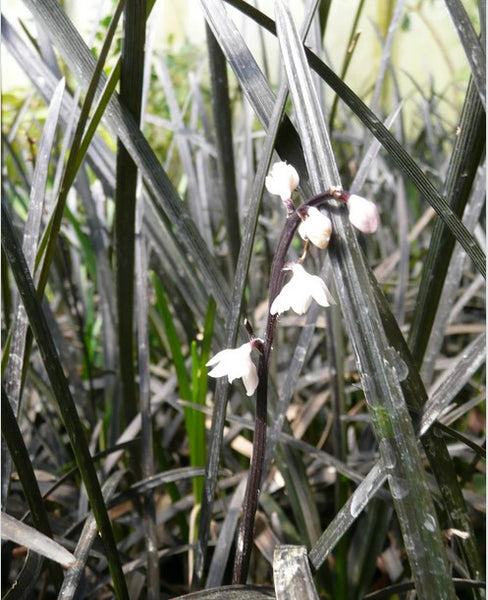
[1,0,485,598]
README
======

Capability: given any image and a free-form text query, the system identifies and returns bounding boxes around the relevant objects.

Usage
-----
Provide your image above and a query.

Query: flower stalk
[232,187,342,583]
[206,162,378,584]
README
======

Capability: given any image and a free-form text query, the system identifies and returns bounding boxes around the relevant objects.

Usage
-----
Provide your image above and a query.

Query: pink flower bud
[346,194,380,234]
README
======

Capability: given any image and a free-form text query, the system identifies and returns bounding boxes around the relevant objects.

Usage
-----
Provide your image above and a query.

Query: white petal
[298,207,332,248]
[297,220,308,242]
[206,343,259,394]
[307,209,332,248]
[242,363,259,396]
[206,348,232,367]
[271,263,334,316]
[265,174,285,197]
[290,292,312,315]
[265,161,299,201]
[270,267,310,315]
[208,362,234,383]
[206,343,253,382]
[270,281,294,315]
[309,276,335,307]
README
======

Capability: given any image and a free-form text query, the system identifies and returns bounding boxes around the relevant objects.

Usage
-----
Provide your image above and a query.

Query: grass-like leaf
[223,0,486,278]
[135,205,159,593]
[1,201,129,599]
[206,25,241,273]
[115,0,147,439]
[408,75,485,366]
[1,77,65,514]
[274,2,456,597]
[443,0,485,108]
[197,0,324,585]
[1,512,75,567]
[21,0,232,322]
[2,1,483,595]
[59,471,125,597]
[1,385,64,588]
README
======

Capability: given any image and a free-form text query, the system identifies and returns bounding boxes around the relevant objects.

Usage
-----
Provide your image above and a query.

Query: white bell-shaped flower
[265,161,299,202]
[297,206,332,249]
[206,342,259,396]
[270,263,335,316]
[347,194,380,234]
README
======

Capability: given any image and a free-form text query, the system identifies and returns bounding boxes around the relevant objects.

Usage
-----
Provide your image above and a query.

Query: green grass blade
[274,3,456,597]
[1,16,115,191]
[188,298,216,507]
[34,0,125,283]
[189,341,205,505]
[152,274,192,400]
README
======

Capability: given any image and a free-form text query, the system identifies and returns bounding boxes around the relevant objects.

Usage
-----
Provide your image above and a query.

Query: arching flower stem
[232,188,338,583]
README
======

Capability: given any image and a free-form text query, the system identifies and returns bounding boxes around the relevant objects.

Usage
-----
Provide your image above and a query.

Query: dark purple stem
[232,189,340,584]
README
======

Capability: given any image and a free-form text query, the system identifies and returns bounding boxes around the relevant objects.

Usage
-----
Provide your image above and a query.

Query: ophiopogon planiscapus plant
[206,161,380,583]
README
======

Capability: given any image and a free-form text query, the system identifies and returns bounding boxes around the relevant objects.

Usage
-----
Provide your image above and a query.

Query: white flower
[347,194,380,234]
[270,263,335,316]
[297,206,332,249]
[265,161,299,202]
[206,342,258,396]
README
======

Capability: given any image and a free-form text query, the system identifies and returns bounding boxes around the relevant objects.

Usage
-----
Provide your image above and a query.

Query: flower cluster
[206,162,379,394]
